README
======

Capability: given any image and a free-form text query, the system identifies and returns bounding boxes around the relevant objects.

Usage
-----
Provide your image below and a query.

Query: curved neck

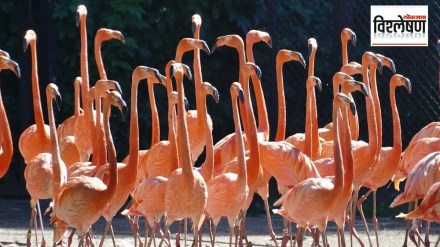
[30,42,45,133]
[165,61,175,96]
[80,18,90,118]
[242,73,262,190]
[390,85,402,154]
[274,59,286,141]
[232,94,247,188]
[362,65,379,163]
[94,91,107,167]
[341,36,348,66]
[94,39,107,80]
[148,81,160,146]
[176,75,193,177]
[47,96,63,193]
[369,65,382,147]
[0,91,13,178]
[332,105,343,194]
[103,101,118,199]
[246,43,269,139]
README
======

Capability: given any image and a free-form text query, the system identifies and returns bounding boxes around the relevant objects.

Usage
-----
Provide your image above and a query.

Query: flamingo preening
[0,55,20,179]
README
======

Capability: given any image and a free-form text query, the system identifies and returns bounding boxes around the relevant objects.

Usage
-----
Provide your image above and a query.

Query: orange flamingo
[122,90,180,247]
[24,83,65,247]
[274,49,307,143]
[74,5,95,162]
[273,92,355,247]
[51,90,127,246]
[0,55,20,179]
[320,28,358,142]
[205,82,248,246]
[57,77,82,167]
[357,74,411,246]
[164,62,207,247]
[245,30,272,140]
[19,30,51,164]
[174,37,211,162]
[285,39,321,160]
[94,67,160,247]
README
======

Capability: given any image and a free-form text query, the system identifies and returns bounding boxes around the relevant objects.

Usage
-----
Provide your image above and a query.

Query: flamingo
[245,30,272,140]
[174,37,211,162]
[122,90,180,247]
[0,55,20,179]
[19,30,50,164]
[356,74,411,246]
[74,5,95,162]
[51,90,127,246]
[57,77,82,167]
[94,67,160,247]
[320,28,358,142]
[285,39,321,160]
[164,62,207,247]
[24,83,65,247]
[273,92,356,247]
[205,82,249,247]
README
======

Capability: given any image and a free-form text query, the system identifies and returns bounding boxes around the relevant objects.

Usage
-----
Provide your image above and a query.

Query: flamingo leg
[296,227,304,247]
[288,222,294,247]
[281,218,289,247]
[98,221,110,247]
[212,224,217,247]
[402,202,413,247]
[109,224,117,247]
[349,190,365,247]
[36,201,46,247]
[372,191,379,247]
[192,217,199,247]
[204,218,213,247]
[263,197,279,247]
[234,224,240,247]
[176,220,182,247]
[145,221,150,247]
[184,218,188,247]
[229,225,233,247]
[27,203,36,247]
[356,189,373,247]
[68,229,76,247]
[424,222,430,247]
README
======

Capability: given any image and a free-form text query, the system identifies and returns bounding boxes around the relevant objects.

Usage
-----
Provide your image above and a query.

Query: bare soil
[0,198,438,247]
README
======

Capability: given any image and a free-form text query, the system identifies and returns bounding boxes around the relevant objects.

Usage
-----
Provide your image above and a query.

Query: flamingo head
[230,82,244,104]
[176,38,210,56]
[306,76,322,92]
[308,38,317,57]
[362,52,383,75]
[0,55,21,78]
[76,5,87,27]
[106,90,128,121]
[23,30,36,52]
[375,53,396,74]
[343,79,369,97]
[96,28,125,44]
[278,49,306,69]
[46,83,62,111]
[202,82,220,103]
[342,28,357,46]
[340,62,362,76]
[243,62,262,79]
[391,74,412,94]
[0,49,10,58]
[247,30,272,48]
[170,62,192,81]
[211,35,243,53]
[191,14,202,38]
[334,92,356,116]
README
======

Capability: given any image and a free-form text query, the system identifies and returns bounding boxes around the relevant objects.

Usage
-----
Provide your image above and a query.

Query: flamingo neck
[47,96,64,194]
[94,92,107,167]
[369,65,382,148]
[232,93,247,189]
[148,81,160,146]
[274,59,286,141]
[341,37,348,66]
[30,43,45,133]
[340,106,354,198]
[362,65,379,164]
[242,73,262,190]
[125,78,140,180]
[235,44,250,136]
[94,40,107,80]
[74,82,81,117]
[103,100,118,200]
[193,42,206,131]
[0,91,13,178]
[168,100,179,172]
[80,17,90,118]
[176,76,193,177]
[332,105,344,194]
[246,43,269,140]
[390,85,402,156]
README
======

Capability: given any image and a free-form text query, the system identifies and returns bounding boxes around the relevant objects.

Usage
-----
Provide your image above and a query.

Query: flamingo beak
[315,77,322,92]
[200,40,211,55]
[404,77,412,94]
[238,88,244,103]
[349,101,356,116]
[113,81,122,94]
[184,97,189,112]
[76,12,80,27]
[192,22,197,38]
[182,64,193,81]
[23,37,30,52]
[211,88,220,103]
[55,93,62,111]
[351,33,357,47]
[120,102,128,122]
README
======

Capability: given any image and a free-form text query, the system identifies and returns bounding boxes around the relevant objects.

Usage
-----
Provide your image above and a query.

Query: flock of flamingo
[0,4,439,247]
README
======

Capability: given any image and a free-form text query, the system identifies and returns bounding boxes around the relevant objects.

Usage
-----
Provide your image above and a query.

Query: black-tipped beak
[76,12,80,27]
[357,81,369,96]
[55,93,62,111]
[211,42,219,53]
[315,78,322,92]
[297,53,306,68]
[389,60,396,74]
[121,103,128,121]
[184,97,189,112]
[200,40,211,55]
[437,40,440,53]
[154,70,163,84]
[254,66,262,79]
[118,33,126,45]
[238,88,244,103]
[267,37,273,49]
[404,78,412,94]
[23,38,29,52]
[159,75,166,85]
[114,81,122,94]
[182,64,193,81]
[212,89,220,103]
[308,43,313,56]
[13,62,21,78]
[349,101,356,116]
[377,61,383,75]
[192,22,197,38]
[351,33,357,47]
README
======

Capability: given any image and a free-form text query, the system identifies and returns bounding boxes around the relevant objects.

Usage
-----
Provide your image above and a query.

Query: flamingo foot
[40,238,46,247]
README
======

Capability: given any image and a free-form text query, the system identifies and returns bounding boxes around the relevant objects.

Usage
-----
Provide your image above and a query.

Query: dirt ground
[0,198,438,247]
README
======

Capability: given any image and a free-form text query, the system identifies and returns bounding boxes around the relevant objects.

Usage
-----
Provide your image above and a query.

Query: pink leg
[356,189,373,247]
[424,222,430,247]
[36,201,46,247]
[263,198,279,247]
[372,192,379,247]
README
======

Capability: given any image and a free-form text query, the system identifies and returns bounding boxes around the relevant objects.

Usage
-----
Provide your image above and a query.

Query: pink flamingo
[205,82,249,246]
[273,92,356,247]
[51,90,127,246]
[24,83,66,247]
[0,55,20,179]
[164,62,207,247]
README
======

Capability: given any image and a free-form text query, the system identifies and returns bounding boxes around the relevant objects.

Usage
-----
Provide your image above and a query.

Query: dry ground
[0,198,438,247]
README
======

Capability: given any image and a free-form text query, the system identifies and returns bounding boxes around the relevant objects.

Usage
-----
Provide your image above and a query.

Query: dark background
[0,0,439,216]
